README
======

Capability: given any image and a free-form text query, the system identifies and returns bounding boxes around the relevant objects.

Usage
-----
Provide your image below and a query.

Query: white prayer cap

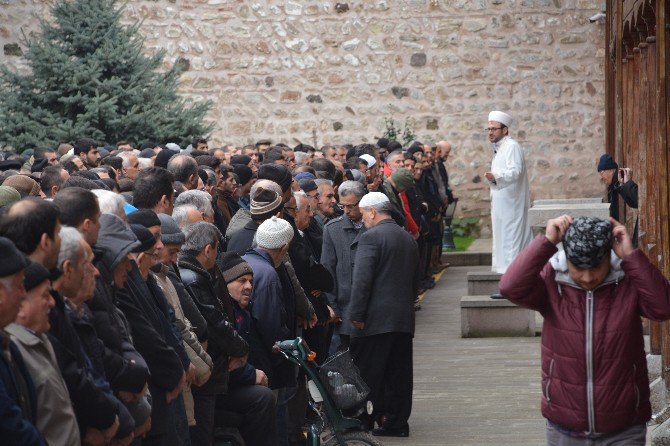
[359,154,376,168]
[359,192,389,208]
[255,216,294,249]
[488,110,513,127]
[166,142,181,152]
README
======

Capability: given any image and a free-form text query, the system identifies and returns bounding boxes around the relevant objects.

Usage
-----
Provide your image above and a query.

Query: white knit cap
[165,142,182,152]
[488,110,513,127]
[255,216,294,249]
[359,191,389,208]
[359,154,376,168]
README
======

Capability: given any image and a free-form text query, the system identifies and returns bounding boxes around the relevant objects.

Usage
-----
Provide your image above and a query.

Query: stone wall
[1,0,607,229]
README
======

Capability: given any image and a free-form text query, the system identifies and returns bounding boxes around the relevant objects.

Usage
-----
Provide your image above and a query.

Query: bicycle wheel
[324,431,383,446]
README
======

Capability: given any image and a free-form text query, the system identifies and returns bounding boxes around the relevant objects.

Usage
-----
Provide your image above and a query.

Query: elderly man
[0,199,130,443]
[178,221,249,446]
[321,181,367,352]
[242,216,297,445]
[0,238,46,445]
[500,215,670,445]
[220,252,278,446]
[484,110,532,276]
[5,260,81,445]
[348,192,419,438]
[314,180,337,227]
[118,151,140,180]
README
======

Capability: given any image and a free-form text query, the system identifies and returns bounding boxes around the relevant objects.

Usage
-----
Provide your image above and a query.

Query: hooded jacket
[89,213,149,394]
[500,235,670,435]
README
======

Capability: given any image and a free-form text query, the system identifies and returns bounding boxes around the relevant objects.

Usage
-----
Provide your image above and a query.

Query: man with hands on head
[499,214,670,445]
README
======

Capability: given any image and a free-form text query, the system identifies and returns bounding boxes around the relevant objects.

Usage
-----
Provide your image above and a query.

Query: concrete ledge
[461,296,536,337]
[467,271,502,295]
[442,251,492,266]
[529,202,611,228]
[533,198,603,206]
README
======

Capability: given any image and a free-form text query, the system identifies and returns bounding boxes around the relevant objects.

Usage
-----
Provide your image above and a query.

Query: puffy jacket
[500,235,670,434]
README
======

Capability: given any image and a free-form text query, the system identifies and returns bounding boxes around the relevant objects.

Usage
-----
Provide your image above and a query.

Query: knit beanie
[158,213,185,245]
[597,154,618,172]
[563,217,613,269]
[232,164,253,186]
[391,168,415,192]
[3,175,40,197]
[255,216,294,249]
[359,191,390,208]
[127,209,161,228]
[250,188,283,216]
[0,186,21,208]
[220,251,254,283]
[258,164,292,192]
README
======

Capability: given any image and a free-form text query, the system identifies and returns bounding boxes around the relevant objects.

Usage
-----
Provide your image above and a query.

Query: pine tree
[0,0,213,150]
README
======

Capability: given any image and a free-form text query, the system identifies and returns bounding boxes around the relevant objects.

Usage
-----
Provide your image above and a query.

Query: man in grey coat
[320,181,367,352]
[349,192,419,438]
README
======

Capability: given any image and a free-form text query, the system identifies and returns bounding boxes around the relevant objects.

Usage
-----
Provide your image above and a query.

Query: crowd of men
[0,135,455,445]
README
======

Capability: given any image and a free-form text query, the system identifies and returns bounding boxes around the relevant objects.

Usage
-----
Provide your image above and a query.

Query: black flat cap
[129,224,157,253]
[127,209,161,228]
[0,237,29,278]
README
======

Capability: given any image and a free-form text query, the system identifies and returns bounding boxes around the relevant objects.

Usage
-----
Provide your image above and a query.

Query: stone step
[467,271,502,295]
[442,251,492,266]
[460,295,536,338]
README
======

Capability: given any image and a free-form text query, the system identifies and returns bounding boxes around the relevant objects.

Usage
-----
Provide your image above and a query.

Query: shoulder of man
[324,215,344,228]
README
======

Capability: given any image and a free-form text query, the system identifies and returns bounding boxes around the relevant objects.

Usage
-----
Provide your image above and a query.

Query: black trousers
[217,384,277,446]
[350,332,413,431]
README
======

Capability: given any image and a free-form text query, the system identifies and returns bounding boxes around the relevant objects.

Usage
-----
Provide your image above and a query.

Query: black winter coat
[178,255,249,395]
[47,291,118,432]
[117,264,186,436]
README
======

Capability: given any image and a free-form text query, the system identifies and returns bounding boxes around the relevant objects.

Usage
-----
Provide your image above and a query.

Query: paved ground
[382,265,546,446]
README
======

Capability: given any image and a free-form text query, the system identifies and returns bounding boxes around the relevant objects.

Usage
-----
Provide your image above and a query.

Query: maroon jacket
[500,235,670,434]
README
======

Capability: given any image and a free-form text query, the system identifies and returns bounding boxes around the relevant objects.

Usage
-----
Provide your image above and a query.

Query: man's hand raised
[610,218,634,260]
[545,215,573,245]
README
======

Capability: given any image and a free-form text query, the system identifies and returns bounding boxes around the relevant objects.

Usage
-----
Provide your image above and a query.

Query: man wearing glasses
[484,110,533,282]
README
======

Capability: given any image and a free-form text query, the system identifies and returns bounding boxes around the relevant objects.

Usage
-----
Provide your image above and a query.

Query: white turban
[488,110,513,128]
[359,154,376,168]
[255,216,294,249]
[359,192,389,208]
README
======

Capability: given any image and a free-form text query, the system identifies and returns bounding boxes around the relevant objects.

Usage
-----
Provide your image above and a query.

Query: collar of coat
[178,254,212,281]
[549,249,625,291]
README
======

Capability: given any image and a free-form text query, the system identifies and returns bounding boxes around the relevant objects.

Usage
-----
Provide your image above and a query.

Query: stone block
[442,252,491,266]
[528,202,611,228]
[461,296,536,337]
[467,271,501,295]
[651,376,669,421]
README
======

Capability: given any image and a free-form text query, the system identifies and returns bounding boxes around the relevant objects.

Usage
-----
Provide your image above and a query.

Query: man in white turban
[484,111,533,281]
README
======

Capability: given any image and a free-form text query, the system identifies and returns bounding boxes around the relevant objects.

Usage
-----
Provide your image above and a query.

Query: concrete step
[460,295,536,337]
[442,251,492,267]
[467,271,502,295]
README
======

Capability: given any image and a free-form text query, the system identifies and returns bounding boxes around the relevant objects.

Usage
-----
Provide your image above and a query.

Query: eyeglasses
[337,200,361,210]
[485,127,503,132]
